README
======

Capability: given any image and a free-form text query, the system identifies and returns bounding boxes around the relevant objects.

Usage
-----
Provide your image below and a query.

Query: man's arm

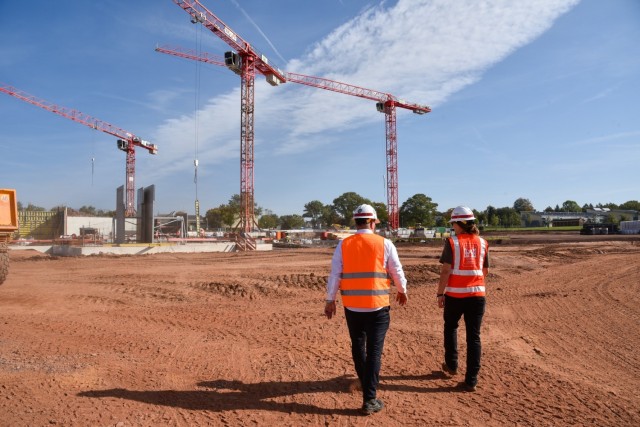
[385,240,408,305]
[325,243,343,319]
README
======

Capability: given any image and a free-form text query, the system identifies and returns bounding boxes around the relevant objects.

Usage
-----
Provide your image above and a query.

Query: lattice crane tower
[172,0,287,233]
[0,84,157,217]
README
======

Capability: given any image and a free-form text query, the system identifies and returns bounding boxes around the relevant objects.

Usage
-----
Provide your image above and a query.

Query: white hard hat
[449,206,475,223]
[353,204,380,223]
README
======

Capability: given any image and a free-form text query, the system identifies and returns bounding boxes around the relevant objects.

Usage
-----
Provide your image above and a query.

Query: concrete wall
[65,216,136,241]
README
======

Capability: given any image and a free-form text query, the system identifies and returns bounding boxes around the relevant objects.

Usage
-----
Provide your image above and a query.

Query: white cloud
[152,0,580,181]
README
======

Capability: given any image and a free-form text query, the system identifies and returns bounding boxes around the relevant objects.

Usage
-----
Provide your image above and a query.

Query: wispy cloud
[581,86,618,104]
[153,0,581,179]
[229,0,288,65]
[570,130,640,147]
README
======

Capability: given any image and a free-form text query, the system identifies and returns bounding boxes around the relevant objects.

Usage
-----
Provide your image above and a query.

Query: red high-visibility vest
[340,233,391,308]
[445,234,487,298]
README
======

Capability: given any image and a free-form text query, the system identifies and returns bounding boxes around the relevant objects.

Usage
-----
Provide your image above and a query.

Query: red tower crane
[0,83,157,217]
[172,0,287,233]
[155,45,431,230]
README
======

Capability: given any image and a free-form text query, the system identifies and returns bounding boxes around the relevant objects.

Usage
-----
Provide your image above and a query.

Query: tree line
[205,194,640,230]
[19,195,639,230]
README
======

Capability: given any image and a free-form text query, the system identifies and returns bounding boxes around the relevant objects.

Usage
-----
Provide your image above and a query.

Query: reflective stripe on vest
[341,272,390,279]
[445,234,487,298]
[339,233,390,308]
[341,289,390,296]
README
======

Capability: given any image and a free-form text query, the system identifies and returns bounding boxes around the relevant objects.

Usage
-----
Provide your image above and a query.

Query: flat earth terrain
[1,235,639,426]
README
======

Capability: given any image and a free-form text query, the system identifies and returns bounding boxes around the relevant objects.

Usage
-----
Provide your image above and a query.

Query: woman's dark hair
[453,221,480,235]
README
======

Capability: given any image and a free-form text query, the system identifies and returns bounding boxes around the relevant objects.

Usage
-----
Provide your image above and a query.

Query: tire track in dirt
[484,246,640,425]
[2,243,639,426]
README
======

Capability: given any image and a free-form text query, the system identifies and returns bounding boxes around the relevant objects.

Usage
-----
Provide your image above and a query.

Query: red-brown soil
[1,237,639,426]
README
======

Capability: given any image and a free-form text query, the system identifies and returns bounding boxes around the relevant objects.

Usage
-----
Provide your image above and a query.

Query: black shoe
[441,362,457,376]
[457,381,477,392]
[361,398,384,415]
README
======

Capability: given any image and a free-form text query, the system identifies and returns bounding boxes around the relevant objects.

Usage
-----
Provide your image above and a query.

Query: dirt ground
[1,236,639,426]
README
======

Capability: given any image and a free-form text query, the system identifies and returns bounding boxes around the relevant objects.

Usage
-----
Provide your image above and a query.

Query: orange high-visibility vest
[340,233,391,308]
[445,234,487,298]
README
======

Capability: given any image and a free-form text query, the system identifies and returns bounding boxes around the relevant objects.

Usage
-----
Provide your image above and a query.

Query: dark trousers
[443,296,485,387]
[344,306,390,402]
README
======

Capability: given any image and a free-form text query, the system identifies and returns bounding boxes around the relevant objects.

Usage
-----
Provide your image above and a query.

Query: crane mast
[172,0,287,233]
[155,45,430,230]
[280,72,429,231]
[0,84,157,217]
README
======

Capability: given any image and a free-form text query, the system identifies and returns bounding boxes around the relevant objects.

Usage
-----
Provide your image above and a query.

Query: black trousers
[344,306,390,402]
[443,296,485,387]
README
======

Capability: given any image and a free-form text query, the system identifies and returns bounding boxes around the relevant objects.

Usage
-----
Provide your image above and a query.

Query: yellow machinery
[0,189,18,285]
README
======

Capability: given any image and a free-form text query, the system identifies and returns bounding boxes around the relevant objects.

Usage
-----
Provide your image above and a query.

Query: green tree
[320,205,341,228]
[561,200,581,212]
[605,213,618,225]
[280,214,305,229]
[228,194,263,218]
[206,205,235,229]
[619,200,640,211]
[258,210,279,229]
[79,205,97,216]
[228,194,241,213]
[486,206,498,226]
[303,200,325,229]
[332,192,369,226]
[25,203,45,211]
[399,194,438,227]
[513,198,534,212]
[496,207,521,227]
[371,202,388,226]
[206,208,224,229]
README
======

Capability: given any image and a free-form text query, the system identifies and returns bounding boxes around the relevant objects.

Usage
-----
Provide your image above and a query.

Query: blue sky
[1,0,638,217]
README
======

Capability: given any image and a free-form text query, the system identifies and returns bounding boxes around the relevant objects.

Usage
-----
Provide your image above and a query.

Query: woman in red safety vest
[436,205,490,392]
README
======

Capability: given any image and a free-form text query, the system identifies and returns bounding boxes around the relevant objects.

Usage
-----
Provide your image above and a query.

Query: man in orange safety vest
[325,204,408,415]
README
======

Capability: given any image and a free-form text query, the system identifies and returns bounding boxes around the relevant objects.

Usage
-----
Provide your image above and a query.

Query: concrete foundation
[10,242,273,256]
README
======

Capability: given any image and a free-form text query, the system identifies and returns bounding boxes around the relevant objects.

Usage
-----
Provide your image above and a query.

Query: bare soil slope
[1,239,639,426]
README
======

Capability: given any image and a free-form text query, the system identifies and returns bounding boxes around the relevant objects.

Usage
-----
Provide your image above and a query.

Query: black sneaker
[361,398,384,415]
[441,362,457,376]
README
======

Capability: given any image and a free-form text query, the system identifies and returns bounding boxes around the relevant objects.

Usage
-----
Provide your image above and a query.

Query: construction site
[1,1,639,425]
[0,234,638,426]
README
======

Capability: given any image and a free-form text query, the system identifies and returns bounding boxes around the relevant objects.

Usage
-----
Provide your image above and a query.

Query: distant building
[520,208,638,227]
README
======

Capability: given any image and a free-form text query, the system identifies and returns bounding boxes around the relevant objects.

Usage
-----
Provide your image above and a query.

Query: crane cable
[193,22,203,234]
[91,120,97,186]
[193,24,202,198]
